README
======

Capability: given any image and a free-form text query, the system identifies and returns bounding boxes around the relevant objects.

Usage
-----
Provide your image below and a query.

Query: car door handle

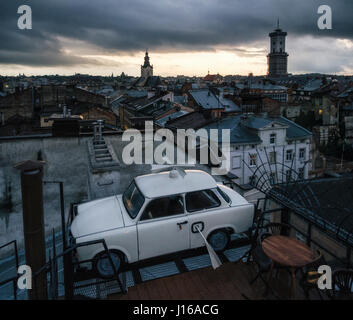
[177,221,188,226]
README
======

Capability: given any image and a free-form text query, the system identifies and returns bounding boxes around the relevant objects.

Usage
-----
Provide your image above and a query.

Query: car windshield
[123,181,145,219]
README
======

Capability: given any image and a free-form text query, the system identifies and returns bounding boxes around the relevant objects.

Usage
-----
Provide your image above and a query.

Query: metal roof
[218,96,241,113]
[299,79,323,92]
[275,116,312,139]
[202,115,311,145]
[189,89,224,110]
[235,83,287,91]
[155,111,189,127]
[202,117,261,145]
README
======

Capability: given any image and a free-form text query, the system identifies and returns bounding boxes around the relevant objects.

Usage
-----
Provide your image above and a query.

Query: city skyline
[1,0,353,76]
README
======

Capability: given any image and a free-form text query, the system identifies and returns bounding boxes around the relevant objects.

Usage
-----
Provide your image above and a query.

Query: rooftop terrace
[109,260,321,300]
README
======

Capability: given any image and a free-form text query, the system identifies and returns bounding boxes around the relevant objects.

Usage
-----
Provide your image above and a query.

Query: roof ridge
[278,115,312,135]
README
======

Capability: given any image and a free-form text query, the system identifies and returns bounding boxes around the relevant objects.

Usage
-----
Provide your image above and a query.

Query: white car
[70,169,254,278]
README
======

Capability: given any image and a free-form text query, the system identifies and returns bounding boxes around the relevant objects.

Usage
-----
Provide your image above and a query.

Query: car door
[137,195,190,260]
[185,189,224,249]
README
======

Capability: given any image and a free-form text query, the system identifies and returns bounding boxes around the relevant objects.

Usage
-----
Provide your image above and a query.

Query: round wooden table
[262,235,317,299]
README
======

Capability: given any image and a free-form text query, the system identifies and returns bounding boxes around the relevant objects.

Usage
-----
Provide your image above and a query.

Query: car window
[123,181,145,219]
[185,189,221,212]
[217,187,231,203]
[140,195,184,221]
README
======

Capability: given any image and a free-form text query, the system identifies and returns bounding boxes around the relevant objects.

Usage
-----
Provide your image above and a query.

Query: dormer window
[270,133,276,145]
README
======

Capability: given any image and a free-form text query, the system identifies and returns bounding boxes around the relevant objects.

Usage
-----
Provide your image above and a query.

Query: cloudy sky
[1,0,353,76]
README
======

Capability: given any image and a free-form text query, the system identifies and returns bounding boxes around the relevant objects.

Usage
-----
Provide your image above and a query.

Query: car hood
[70,196,125,238]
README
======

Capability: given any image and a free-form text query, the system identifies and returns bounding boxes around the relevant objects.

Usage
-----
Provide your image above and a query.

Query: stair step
[96,156,113,162]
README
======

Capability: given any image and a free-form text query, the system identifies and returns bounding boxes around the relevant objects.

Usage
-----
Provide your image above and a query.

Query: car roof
[134,169,218,198]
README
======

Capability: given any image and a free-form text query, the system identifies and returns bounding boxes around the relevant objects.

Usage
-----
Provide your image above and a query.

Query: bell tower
[267,20,288,77]
[141,50,153,78]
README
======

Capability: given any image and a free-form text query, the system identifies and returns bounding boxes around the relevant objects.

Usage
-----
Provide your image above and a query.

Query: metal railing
[0,240,20,300]
[242,196,353,269]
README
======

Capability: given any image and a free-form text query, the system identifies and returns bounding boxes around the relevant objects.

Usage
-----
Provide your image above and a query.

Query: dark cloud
[0,0,352,70]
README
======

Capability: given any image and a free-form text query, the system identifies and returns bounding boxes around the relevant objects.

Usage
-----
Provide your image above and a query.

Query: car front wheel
[93,250,124,279]
[207,230,230,252]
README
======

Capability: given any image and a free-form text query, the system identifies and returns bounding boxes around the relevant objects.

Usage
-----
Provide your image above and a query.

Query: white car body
[70,170,254,266]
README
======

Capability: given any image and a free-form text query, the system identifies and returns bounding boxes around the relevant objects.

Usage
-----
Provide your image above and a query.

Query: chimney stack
[14,160,47,300]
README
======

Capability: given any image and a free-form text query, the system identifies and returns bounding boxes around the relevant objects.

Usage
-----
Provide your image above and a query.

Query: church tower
[141,50,153,78]
[267,20,288,77]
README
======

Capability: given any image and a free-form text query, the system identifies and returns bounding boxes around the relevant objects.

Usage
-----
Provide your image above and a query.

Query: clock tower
[267,20,288,77]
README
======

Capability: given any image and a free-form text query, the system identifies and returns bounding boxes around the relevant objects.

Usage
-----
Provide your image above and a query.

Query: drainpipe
[242,145,245,184]
[14,160,47,300]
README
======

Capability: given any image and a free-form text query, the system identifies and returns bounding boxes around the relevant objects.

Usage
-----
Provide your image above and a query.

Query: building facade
[267,22,289,77]
[203,115,312,185]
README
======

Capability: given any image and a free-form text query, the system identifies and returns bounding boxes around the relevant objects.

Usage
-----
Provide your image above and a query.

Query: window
[217,187,230,203]
[269,151,276,164]
[141,195,184,221]
[186,189,221,212]
[249,153,257,167]
[299,148,305,160]
[286,149,293,161]
[123,181,145,219]
[270,133,276,145]
[232,156,241,169]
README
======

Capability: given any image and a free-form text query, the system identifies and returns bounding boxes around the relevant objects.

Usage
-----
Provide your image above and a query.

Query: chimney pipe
[97,119,104,141]
[14,160,47,300]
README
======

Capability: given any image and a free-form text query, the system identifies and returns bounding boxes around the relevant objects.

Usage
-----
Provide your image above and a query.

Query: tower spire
[277,18,280,29]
